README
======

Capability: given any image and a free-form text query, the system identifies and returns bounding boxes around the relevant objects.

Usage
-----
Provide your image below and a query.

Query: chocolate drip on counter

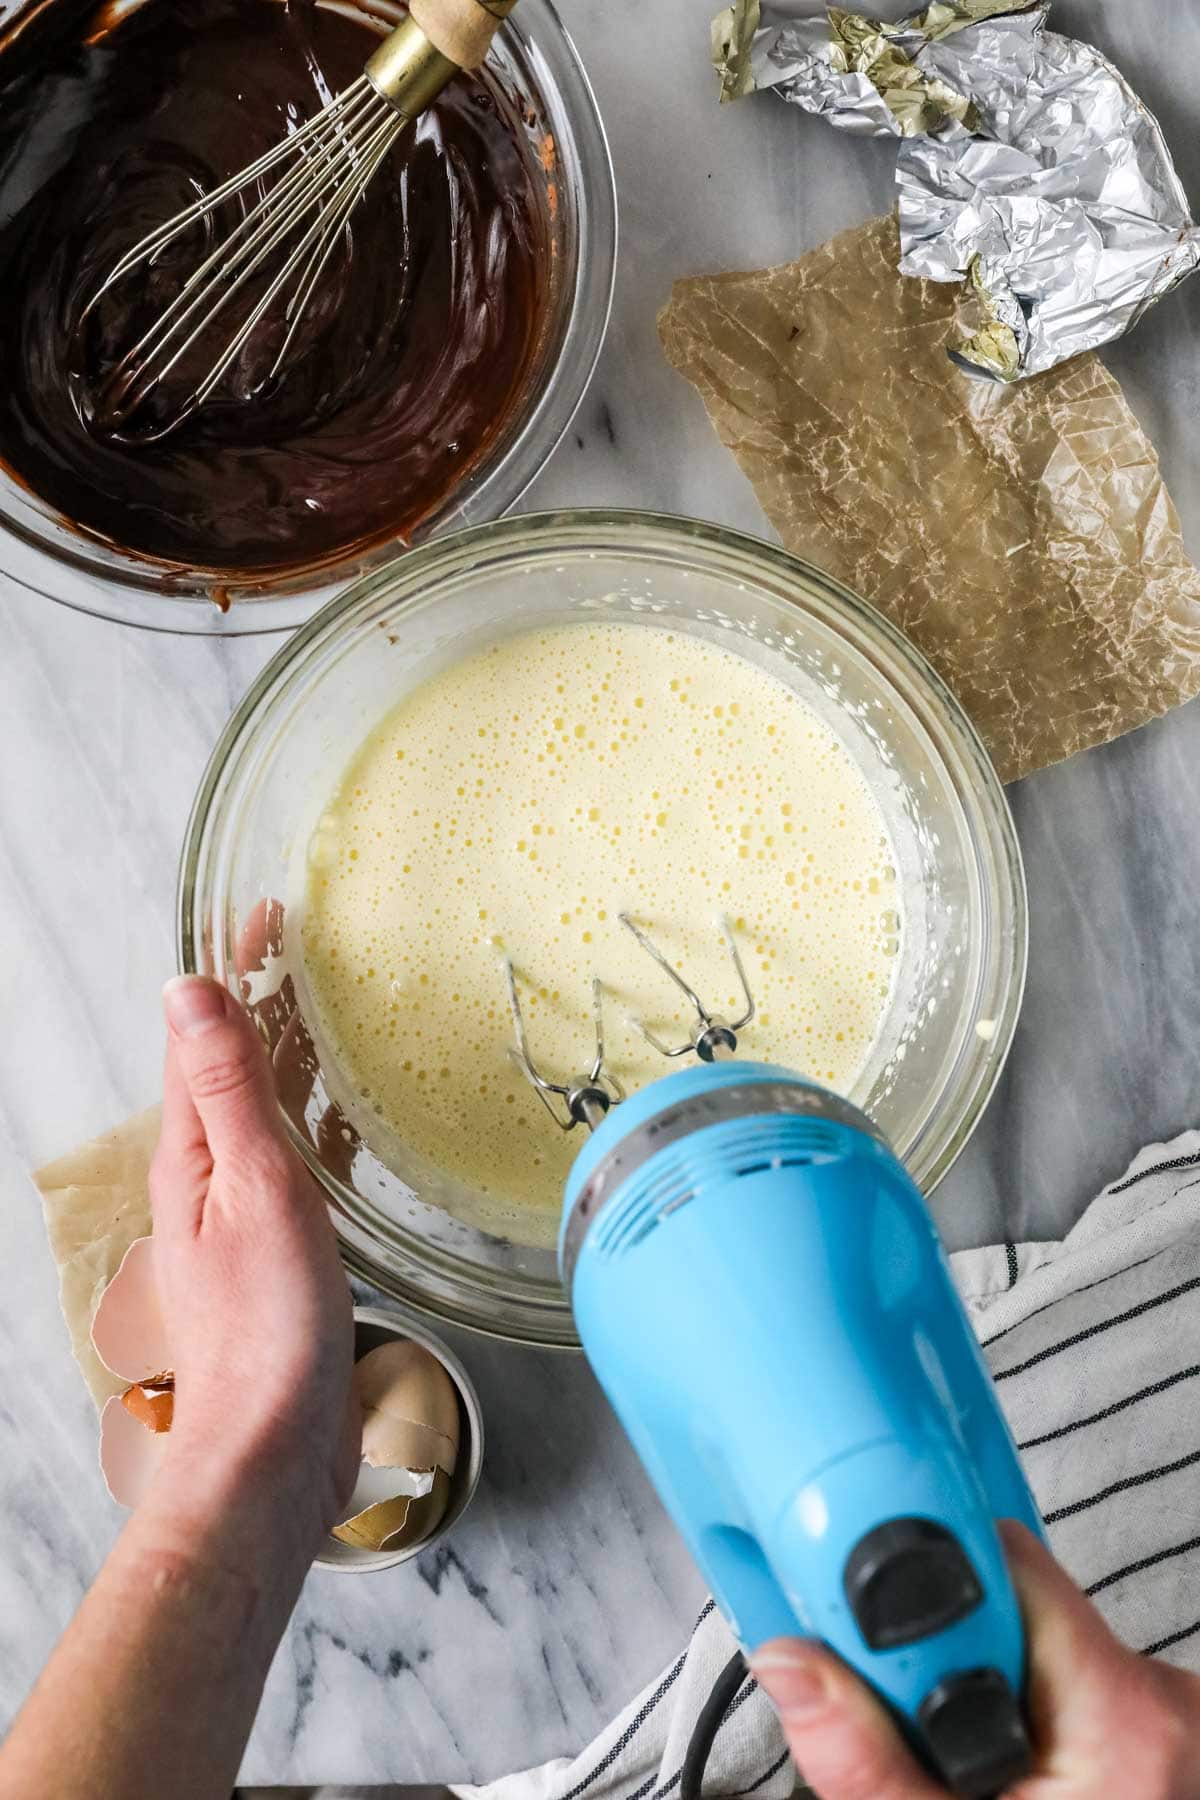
[0,0,547,575]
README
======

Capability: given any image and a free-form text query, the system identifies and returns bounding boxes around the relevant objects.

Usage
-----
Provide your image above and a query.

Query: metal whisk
[504,915,756,1131]
[84,0,516,438]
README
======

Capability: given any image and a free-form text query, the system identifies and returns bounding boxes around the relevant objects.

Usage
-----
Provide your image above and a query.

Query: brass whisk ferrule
[365,17,458,116]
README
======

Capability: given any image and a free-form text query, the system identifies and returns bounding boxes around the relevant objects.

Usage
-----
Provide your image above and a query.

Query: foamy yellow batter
[300,622,900,1225]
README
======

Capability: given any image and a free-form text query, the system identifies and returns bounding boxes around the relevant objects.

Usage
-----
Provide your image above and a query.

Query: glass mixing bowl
[179,509,1027,1344]
[0,0,614,636]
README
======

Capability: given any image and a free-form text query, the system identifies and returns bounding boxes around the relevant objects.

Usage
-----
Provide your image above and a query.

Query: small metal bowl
[314,1304,484,1573]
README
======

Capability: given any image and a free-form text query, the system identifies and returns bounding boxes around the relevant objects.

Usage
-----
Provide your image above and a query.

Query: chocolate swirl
[0,0,547,575]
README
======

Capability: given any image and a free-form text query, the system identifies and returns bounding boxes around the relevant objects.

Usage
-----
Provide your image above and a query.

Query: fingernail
[750,1644,831,1719]
[163,976,227,1038]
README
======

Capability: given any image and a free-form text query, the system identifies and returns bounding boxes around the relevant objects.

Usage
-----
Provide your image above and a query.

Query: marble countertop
[3,0,1200,1784]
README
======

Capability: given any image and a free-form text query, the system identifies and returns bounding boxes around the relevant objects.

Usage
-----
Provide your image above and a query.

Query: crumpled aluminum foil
[711,0,1200,377]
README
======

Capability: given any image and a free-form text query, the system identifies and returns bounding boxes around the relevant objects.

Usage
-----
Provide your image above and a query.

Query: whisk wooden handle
[409,0,517,70]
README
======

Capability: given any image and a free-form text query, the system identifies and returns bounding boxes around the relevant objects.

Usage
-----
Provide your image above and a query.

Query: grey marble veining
[3,0,1200,1783]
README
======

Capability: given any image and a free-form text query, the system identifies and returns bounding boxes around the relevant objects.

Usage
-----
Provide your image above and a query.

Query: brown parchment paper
[659,213,1200,782]
[34,1107,159,1409]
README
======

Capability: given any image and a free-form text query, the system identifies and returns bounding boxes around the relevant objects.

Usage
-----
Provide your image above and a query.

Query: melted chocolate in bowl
[0,0,549,574]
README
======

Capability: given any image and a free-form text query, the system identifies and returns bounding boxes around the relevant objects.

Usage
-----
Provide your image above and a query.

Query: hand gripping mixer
[505,917,1043,1800]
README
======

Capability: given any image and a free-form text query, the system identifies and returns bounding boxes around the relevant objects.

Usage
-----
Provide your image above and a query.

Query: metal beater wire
[504,961,622,1131]
[619,913,755,1059]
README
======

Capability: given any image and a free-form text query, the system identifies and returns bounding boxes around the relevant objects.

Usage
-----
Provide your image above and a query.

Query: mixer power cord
[679,1648,754,1800]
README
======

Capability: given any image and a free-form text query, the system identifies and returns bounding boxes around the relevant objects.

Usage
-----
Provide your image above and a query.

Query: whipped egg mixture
[299,622,901,1225]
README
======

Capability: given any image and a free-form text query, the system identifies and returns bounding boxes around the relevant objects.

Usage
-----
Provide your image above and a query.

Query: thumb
[750,1639,943,1800]
[998,1520,1190,1788]
[162,975,283,1164]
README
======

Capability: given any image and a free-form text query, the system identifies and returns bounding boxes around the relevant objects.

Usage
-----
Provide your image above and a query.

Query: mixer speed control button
[919,1666,1032,1798]
[843,1517,983,1651]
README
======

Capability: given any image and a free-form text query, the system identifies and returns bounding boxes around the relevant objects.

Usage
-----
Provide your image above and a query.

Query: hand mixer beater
[505,913,1042,1800]
[82,0,517,438]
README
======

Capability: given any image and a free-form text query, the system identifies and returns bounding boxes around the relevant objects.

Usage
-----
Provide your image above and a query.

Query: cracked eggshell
[121,1383,174,1433]
[343,1461,436,1512]
[99,1392,170,1506]
[90,1235,171,1386]
[356,1340,460,1478]
[332,1466,452,1553]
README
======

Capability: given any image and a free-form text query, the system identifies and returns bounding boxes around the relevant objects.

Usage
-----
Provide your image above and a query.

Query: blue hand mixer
[505,917,1043,1800]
